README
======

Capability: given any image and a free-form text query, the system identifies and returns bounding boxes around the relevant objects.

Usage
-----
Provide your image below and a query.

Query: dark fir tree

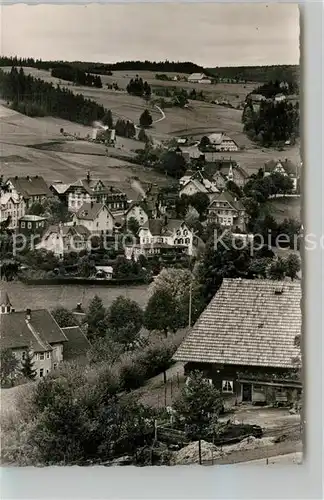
[20,350,37,380]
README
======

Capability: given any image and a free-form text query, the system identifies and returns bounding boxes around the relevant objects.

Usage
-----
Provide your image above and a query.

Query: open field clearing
[0,281,151,312]
[100,70,258,106]
[265,197,301,222]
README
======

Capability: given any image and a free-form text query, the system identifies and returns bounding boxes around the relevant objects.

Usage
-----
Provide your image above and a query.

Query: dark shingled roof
[8,176,51,199]
[0,309,68,352]
[174,279,301,369]
[62,326,91,362]
[76,202,113,221]
[208,191,245,211]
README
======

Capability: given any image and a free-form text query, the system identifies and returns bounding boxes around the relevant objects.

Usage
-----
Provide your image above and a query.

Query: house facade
[208,133,239,152]
[174,279,302,405]
[125,203,149,227]
[37,223,91,258]
[72,202,115,234]
[137,218,194,256]
[207,161,248,189]
[0,293,67,378]
[66,172,128,213]
[6,175,52,209]
[18,214,47,236]
[179,171,219,200]
[207,191,247,231]
[0,192,26,229]
[264,159,300,192]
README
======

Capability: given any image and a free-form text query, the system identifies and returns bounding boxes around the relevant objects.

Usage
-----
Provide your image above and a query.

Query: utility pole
[188,280,192,328]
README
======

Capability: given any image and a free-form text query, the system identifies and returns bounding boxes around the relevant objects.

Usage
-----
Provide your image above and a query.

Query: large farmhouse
[174,279,302,405]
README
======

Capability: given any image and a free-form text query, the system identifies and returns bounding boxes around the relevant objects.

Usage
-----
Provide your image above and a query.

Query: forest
[0,67,107,125]
[51,66,103,88]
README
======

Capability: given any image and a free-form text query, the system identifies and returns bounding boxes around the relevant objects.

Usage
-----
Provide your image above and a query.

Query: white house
[72,202,115,234]
[125,202,149,227]
[208,133,239,152]
[264,159,301,192]
[37,223,91,258]
[188,73,211,84]
[0,192,26,229]
[138,219,194,256]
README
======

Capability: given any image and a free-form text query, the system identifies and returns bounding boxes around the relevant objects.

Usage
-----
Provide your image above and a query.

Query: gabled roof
[0,309,68,352]
[181,178,209,194]
[43,224,90,239]
[208,191,245,211]
[7,176,51,199]
[174,279,301,369]
[188,73,206,80]
[62,326,91,362]
[0,291,12,307]
[125,201,149,216]
[50,182,71,195]
[264,159,300,177]
[75,202,112,221]
[140,218,189,236]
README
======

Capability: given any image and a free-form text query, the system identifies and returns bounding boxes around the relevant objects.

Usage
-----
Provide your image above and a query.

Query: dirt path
[203,440,302,465]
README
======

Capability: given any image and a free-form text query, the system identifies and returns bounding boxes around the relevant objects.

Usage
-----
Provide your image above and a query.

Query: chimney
[86,171,90,183]
[15,175,18,180]
[91,201,94,208]
[26,308,31,320]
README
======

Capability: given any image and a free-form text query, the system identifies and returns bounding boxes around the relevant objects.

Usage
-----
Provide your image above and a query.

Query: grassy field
[0,103,169,191]
[0,66,301,192]
[265,197,301,222]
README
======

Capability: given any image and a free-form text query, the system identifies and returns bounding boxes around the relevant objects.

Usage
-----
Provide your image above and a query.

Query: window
[39,353,45,360]
[34,353,38,360]
[46,352,51,359]
[185,238,190,244]
[27,222,32,229]
[39,368,44,377]
[21,221,25,228]
[183,230,188,236]
[22,351,26,360]
[53,363,58,370]
[222,380,234,393]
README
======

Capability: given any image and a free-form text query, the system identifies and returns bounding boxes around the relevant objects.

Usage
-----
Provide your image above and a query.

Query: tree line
[51,66,102,88]
[0,67,107,124]
[206,65,300,85]
[0,56,207,76]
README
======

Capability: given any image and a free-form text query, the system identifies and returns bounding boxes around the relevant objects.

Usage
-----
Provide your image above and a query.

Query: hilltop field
[0,67,300,198]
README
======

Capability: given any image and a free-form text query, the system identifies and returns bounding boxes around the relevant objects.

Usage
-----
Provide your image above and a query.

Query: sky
[1,3,300,67]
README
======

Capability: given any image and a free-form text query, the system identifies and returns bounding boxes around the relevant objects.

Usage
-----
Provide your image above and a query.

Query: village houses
[0,292,90,378]
[174,279,302,406]
[72,202,115,234]
[37,223,91,258]
[6,175,52,210]
[179,171,219,200]
[64,172,128,213]
[207,191,247,231]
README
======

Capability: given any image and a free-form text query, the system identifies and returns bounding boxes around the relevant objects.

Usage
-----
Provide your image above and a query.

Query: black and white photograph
[0,3,303,469]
